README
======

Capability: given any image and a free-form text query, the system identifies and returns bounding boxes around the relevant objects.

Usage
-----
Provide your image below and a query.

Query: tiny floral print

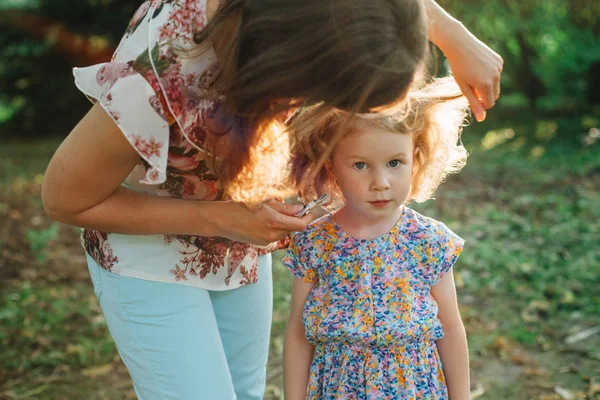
[170,264,188,281]
[96,62,136,92]
[283,207,464,399]
[128,134,164,160]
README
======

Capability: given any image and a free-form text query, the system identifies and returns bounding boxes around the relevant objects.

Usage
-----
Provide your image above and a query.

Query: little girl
[283,77,471,399]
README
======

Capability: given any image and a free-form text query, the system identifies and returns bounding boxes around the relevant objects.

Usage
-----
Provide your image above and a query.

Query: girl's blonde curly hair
[289,76,469,206]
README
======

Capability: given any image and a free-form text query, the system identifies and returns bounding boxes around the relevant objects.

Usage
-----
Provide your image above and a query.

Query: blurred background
[0,0,599,399]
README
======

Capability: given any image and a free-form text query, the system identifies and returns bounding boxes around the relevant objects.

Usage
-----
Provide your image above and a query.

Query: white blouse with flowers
[74,0,287,290]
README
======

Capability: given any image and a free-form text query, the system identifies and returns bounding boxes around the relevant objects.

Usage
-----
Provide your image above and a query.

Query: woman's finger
[459,83,486,122]
[266,199,304,216]
[273,210,314,233]
[493,77,501,101]
[475,84,496,110]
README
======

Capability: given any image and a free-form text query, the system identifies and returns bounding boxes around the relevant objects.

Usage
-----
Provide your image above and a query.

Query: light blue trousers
[86,254,273,400]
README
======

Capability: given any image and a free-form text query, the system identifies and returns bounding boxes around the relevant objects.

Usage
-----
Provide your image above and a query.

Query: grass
[1,113,599,399]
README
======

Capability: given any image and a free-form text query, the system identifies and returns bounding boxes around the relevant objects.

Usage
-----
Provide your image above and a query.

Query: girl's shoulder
[400,207,465,284]
[290,213,338,248]
[400,207,460,244]
[284,214,336,282]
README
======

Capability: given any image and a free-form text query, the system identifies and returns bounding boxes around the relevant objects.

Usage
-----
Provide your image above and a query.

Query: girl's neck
[334,205,404,240]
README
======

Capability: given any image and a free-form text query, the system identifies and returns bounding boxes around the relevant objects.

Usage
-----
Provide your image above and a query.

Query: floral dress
[283,207,464,399]
[72,0,288,290]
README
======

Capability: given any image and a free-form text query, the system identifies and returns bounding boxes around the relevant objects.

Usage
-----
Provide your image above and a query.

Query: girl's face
[331,124,414,223]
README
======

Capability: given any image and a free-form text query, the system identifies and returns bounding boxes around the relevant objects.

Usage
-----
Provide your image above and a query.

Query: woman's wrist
[433,20,467,58]
[194,200,226,238]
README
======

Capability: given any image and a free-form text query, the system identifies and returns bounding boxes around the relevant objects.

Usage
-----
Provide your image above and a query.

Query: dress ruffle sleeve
[282,232,318,284]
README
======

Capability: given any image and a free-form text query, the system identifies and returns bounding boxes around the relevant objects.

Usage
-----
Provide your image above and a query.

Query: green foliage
[0,138,60,196]
[437,0,600,110]
[25,223,59,262]
[0,0,142,138]
[0,281,116,374]
[0,0,599,138]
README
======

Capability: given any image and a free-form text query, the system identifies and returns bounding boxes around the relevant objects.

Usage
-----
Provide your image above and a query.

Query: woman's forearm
[46,185,221,236]
[424,0,464,54]
[283,328,314,400]
[423,0,503,120]
[436,324,471,399]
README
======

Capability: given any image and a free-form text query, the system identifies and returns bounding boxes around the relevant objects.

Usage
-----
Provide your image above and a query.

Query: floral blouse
[283,207,464,398]
[73,0,286,290]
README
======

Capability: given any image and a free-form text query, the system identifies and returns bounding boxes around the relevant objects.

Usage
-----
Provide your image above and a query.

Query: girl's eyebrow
[344,154,367,160]
[345,152,408,159]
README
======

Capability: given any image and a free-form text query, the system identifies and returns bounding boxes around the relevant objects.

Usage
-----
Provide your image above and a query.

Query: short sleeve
[430,224,465,285]
[72,1,170,185]
[282,233,318,283]
[71,0,215,186]
[73,62,170,185]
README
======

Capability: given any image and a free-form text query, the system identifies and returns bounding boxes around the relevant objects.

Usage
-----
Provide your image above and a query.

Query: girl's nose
[371,171,390,191]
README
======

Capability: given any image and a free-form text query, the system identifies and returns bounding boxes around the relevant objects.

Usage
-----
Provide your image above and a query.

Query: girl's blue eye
[354,162,366,170]
[388,160,401,168]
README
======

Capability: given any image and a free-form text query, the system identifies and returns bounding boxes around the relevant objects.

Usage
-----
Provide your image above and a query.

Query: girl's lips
[369,200,391,208]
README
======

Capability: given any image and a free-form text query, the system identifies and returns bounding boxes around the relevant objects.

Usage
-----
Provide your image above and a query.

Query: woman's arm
[424,0,504,122]
[431,268,471,400]
[42,103,312,245]
[283,277,315,400]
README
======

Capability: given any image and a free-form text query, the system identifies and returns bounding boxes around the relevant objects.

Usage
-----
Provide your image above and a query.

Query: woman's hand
[441,23,504,122]
[425,0,504,122]
[211,200,314,246]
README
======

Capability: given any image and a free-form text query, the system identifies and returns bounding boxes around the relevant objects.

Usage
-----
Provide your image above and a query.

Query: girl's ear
[412,145,421,176]
[325,158,340,188]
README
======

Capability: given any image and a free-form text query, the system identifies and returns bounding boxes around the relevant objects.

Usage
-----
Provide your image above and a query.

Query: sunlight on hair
[227,119,293,204]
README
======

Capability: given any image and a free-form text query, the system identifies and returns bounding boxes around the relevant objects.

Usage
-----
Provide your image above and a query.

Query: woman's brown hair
[193,0,429,203]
